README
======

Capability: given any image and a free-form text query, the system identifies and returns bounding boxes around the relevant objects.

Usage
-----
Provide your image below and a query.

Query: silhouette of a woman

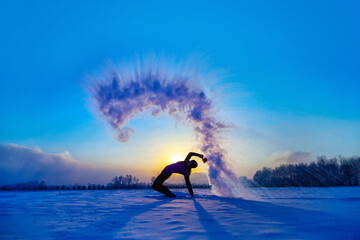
[152,152,204,197]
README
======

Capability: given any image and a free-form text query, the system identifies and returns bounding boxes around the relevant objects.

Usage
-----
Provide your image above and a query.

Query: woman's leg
[152,169,176,197]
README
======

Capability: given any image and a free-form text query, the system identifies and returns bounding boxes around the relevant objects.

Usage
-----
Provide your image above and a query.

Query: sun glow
[169,154,184,164]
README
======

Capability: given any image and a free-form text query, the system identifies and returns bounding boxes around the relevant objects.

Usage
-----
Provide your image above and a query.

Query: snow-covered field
[1,187,360,239]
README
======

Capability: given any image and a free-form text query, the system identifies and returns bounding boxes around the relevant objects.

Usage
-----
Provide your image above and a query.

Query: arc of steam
[89,59,246,197]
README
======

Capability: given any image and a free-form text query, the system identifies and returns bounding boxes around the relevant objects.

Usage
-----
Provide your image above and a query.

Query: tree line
[3,155,359,190]
[0,174,210,191]
[247,155,360,187]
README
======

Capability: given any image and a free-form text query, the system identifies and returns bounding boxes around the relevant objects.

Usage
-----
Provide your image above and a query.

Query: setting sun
[169,154,184,164]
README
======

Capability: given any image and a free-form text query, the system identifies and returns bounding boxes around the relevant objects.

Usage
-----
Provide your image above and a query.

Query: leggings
[152,169,175,197]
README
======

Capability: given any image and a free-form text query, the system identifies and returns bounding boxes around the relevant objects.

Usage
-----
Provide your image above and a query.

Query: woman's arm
[184,176,194,197]
[184,152,204,162]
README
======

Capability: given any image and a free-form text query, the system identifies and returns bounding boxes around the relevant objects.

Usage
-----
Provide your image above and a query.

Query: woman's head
[185,160,198,175]
[189,160,198,168]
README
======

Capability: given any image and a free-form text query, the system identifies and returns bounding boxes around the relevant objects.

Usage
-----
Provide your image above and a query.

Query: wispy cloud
[0,143,120,185]
[269,150,312,164]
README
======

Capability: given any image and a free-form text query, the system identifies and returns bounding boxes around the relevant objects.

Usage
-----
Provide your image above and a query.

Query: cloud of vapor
[0,143,118,185]
[88,57,249,197]
[270,150,312,164]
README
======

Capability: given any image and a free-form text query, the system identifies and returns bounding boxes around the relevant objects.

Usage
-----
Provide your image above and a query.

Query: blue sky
[1,1,359,180]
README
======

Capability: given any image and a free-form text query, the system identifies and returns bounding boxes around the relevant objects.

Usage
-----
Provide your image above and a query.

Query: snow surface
[1,187,360,239]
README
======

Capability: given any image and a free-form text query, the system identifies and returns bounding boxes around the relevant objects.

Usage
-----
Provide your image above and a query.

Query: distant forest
[0,174,210,191]
[245,156,360,187]
[1,156,360,191]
